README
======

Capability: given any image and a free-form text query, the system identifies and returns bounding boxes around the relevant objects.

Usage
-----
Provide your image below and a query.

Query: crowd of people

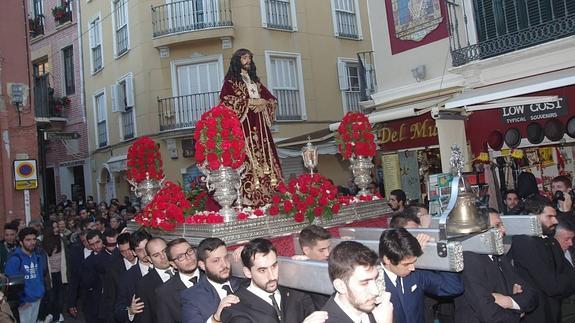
[0,173,574,323]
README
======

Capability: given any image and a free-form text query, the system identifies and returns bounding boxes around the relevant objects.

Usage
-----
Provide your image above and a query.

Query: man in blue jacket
[4,227,45,323]
[379,228,463,323]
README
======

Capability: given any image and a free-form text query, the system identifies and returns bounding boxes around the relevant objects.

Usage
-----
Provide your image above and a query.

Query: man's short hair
[145,237,167,255]
[129,229,152,250]
[241,238,276,269]
[557,216,575,234]
[80,217,95,230]
[166,238,191,261]
[4,222,18,232]
[197,238,226,262]
[504,190,519,199]
[379,228,423,265]
[299,225,332,248]
[552,175,573,188]
[389,210,421,228]
[390,189,407,204]
[103,228,117,239]
[328,241,378,282]
[18,227,38,242]
[117,232,131,245]
[86,230,103,242]
[523,197,553,215]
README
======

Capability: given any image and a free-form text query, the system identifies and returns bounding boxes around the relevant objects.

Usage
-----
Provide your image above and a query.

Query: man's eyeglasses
[173,248,196,262]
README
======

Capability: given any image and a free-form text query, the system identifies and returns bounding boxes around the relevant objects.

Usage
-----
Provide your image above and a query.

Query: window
[265,51,306,121]
[62,46,75,95]
[33,60,50,118]
[112,0,129,57]
[30,0,45,37]
[261,0,297,31]
[112,74,135,140]
[337,59,361,113]
[331,0,362,39]
[89,15,103,73]
[94,91,108,148]
[168,56,223,129]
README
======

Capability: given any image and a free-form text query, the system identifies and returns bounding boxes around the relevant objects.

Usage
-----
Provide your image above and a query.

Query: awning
[329,96,450,131]
[445,67,575,109]
[277,142,338,158]
[106,155,127,173]
[276,128,334,148]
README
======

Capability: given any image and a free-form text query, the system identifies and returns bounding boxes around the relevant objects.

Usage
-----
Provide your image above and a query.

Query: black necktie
[494,256,511,294]
[269,294,282,321]
[396,277,403,294]
[189,276,198,285]
[222,284,233,296]
[165,269,174,277]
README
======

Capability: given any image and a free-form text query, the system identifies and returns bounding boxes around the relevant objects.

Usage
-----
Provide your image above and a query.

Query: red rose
[254,209,264,217]
[272,194,281,204]
[313,207,323,217]
[237,212,248,220]
[283,200,293,212]
[294,212,305,223]
[331,204,341,214]
[268,205,279,216]
[296,202,307,212]
[305,195,315,206]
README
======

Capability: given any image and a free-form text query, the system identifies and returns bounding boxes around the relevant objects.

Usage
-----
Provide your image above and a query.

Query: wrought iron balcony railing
[151,0,233,38]
[447,0,575,67]
[274,89,303,121]
[357,51,377,102]
[158,92,220,131]
[264,0,293,30]
[29,15,44,38]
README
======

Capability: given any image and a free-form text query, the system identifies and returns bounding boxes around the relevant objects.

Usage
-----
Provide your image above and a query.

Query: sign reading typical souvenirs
[501,97,568,124]
[376,113,438,151]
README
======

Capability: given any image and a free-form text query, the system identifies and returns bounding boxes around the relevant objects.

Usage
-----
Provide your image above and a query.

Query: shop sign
[501,97,567,124]
[376,114,438,151]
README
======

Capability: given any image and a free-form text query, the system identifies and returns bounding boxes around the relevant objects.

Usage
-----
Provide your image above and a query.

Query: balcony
[151,0,233,48]
[34,75,68,130]
[275,89,303,121]
[52,1,72,25]
[357,51,377,102]
[158,91,220,131]
[29,15,44,38]
[447,0,575,67]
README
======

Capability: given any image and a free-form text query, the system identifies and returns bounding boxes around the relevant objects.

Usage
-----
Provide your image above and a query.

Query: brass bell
[447,191,488,236]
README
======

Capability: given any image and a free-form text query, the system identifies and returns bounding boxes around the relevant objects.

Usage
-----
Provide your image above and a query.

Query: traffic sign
[44,132,81,140]
[14,160,38,190]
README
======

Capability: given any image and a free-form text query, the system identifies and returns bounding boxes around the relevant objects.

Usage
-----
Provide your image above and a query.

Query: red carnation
[294,212,305,223]
[283,200,293,212]
[268,205,280,216]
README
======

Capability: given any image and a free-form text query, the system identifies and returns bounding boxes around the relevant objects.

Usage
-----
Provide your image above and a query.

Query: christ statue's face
[240,54,252,71]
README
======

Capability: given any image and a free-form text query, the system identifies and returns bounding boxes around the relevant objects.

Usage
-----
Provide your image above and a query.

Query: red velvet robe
[220,76,283,207]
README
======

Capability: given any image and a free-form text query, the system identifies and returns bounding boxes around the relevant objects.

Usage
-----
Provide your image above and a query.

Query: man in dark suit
[181,238,244,323]
[379,228,464,323]
[221,238,316,323]
[100,232,137,322]
[298,225,332,310]
[114,230,153,322]
[510,198,575,323]
[67,230,91,319]
[454,210,538,322]
[155,238,201,323]
[133,238,173,323]
[321,240,392,323]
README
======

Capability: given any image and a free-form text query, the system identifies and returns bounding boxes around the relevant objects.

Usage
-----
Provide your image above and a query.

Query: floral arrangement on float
[335,112,377,196]
[127,136,190,231]
[269,173,341,223]
[193,104,247,222]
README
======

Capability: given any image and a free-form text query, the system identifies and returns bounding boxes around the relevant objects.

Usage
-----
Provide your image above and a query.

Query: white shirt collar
[138,261,151,277]
[155,267,174,283]
[334,293,370,323]
[123,257,137,271]
[178,268,200,288]
[207,278,233,300]
[382,265,398,287]
[246,281,281,309]
[83,247,92,259]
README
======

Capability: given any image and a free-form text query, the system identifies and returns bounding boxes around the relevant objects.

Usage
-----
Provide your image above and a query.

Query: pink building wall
[0,0,41,226]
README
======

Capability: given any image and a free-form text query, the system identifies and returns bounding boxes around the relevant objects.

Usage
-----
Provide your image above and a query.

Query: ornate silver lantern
[350,155,374,196]
[128,172,165,207]
[301,137,318,174]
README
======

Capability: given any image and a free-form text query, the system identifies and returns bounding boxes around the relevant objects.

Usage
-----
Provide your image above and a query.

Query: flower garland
[126,137,164,183]
[335,112,376,160]
[194,104,246,171]
[270,174,341,223]
[134,181,191,231]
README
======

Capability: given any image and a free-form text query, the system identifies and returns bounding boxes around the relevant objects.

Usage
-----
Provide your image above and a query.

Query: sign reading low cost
[14,160,38,190]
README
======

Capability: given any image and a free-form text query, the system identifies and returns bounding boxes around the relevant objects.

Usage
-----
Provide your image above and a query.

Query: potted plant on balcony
[49,94,71,117]
[28,15,44,37]
[52,2,71,24]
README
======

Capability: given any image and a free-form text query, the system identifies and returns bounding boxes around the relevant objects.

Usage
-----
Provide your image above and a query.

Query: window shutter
[125,74,134,108]
[337,61,349,91]
[260,0,268,27]
[89,23,95,48]
[111,84,121,112]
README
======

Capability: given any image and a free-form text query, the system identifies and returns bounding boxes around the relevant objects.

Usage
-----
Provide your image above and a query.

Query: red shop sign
[376,113,439,152]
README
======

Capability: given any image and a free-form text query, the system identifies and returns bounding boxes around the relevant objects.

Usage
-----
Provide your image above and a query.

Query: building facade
[79,0,373,202]
[366,0,575,203]
[0,0,41,225]
[29,0,91,207]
